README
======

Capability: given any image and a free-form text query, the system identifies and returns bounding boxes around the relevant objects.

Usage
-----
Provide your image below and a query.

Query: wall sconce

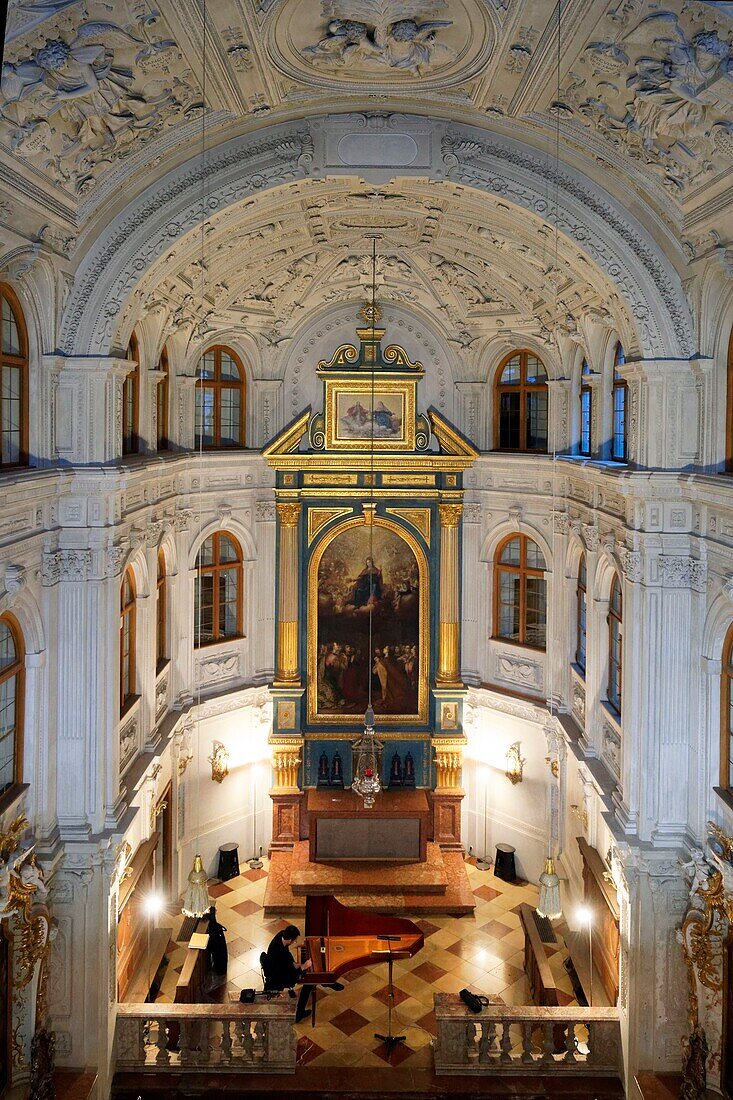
[505,741,526,785]
[209,741,229,783]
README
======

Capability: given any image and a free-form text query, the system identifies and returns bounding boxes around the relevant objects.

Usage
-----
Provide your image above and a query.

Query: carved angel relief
[303,1,454,76]
[0,4,203,195]
[563,6,733,193]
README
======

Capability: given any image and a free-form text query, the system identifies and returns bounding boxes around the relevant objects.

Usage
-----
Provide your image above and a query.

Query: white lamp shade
[536,858,562,921]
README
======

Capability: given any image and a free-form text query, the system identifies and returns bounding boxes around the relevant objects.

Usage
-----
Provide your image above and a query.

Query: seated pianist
[265,923,343,1023]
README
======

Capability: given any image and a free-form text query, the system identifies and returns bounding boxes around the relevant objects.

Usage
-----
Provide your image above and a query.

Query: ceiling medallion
[270,0,494,90]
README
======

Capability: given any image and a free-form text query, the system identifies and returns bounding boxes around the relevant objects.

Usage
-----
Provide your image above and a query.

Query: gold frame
[307,512,429,725]
[324,378,417,451]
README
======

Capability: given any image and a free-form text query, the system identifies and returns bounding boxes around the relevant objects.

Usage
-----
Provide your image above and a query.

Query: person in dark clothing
[264,925,343,1024]
[206,906,228,976]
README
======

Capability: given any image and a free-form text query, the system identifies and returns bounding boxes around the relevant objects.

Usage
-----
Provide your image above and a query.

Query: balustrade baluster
[521,1020,534,1064]
[564,1020,578,1063]
[242,1018,254,1062]
[154,1017,169,1067]
[253,1019,267,1061]
[477,1020,490,1063]
[499,1019,512,1064]
[220,1019,233,1066]
[179,1019,192,1067]
[541,1020,554,1064]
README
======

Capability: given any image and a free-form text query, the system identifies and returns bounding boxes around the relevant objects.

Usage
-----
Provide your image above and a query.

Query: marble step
[290,840,448,896]
[264,850,475,916]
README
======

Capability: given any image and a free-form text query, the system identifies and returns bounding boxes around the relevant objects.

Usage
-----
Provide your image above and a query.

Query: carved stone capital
[438,503,463,529]
[277,502,302,528]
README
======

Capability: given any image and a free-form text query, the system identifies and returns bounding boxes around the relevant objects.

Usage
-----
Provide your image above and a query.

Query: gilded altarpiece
[263,307,477,852]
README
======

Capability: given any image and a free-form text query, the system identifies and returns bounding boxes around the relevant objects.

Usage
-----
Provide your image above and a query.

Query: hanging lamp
[537,0,564,924]
[351,238,383,810]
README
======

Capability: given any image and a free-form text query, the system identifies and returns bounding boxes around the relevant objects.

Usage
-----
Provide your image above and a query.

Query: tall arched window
[157,345,169,451]
[576,554,587,674]
[494,533,547,649]
[122,334,139,455]
[580,359,592,456]
[495,351,548,453]
[0,613,24,796]
[0,283,29,468]
[721,327,726,475]
[721,623,733,791]
[195,346,245,449]
[120,568,136,714]
[607,574,622,714]
[612,343,627,462]
[194,532,243,646]
[156,549,167,671]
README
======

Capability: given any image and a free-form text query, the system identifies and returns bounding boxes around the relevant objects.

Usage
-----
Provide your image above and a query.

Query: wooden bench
[174,920,209,1004]
[122,928,171,1004]
[519,903,559,1006]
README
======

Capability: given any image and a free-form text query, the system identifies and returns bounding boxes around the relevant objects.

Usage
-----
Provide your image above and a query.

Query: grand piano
[299,895,424,1024]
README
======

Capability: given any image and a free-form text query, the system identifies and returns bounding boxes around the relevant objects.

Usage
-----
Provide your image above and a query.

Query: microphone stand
[374,935,406,1054]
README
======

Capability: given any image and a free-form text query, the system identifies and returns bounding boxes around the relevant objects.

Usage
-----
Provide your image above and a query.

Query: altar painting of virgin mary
[311,523,425,723]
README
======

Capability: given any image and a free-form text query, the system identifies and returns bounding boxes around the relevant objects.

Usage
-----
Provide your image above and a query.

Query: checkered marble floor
[153,857,578,1069]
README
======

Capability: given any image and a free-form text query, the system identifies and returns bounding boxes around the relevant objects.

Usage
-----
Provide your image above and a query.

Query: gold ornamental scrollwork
[271,739,303,791]
[438,503,463,528]
[708,820,733,863]
[276,502,302,528]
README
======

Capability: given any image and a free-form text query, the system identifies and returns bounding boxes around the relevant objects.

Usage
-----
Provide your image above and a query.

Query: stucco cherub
[628,26,733,146]
[382,18,453,74]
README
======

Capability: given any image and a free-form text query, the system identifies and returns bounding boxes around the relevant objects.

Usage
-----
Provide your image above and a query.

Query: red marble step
[290,841,448,896]
[264,850,475,916]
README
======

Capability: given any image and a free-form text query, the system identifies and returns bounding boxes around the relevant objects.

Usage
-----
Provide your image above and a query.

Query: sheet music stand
[374,935,409,1054]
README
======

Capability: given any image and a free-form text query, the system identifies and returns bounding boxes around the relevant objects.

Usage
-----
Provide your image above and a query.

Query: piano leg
[311,986,317,1027]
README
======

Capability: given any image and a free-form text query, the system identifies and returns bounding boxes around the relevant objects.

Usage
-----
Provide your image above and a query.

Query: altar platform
[263,842,475,916]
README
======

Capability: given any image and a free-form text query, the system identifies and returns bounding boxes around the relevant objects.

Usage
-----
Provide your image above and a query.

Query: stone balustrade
[433,994,622,1077]
[114,999,297,1075]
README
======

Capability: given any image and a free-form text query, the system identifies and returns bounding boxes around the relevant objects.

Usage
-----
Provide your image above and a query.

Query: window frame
[122,334,140,456]
[494,349,548,454]
[156,548,167,672]
[0,282,29,470]
[720,622,733,792]
[0,612,24,798]
[120,567,137,715]
[492,532,547,651]
[576,554,587,674]
[194,531,244,648]
[612,343,628,463]
[607,574,622,716]
[194,345,246,450]
[157,344,169,452]
[580,359,592,457]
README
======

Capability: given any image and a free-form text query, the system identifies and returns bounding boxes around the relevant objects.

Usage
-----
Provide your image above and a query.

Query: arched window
[721,327,726,475]
[612,343,627,462]
[195,346,245,449]
[580,359,592,456]
[494,534,547,649]
[495,351,548,453]
[0,283,29,468]
[721,624,733,791]
[0,614,24,796]
[157,345,169,451]
[576,554,587,674]
[607,574,622,714]
[156,549,167,671]
[120,568,136,714]
[194,532,243,646]
[122,334,139,455]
